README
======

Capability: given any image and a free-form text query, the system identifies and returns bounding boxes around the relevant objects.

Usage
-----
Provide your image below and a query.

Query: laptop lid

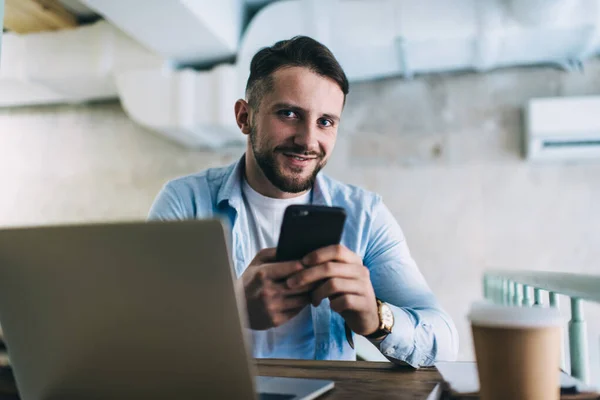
[0,220,258,399]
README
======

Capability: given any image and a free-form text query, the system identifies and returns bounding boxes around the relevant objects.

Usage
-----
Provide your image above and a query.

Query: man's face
[248,67,344,193]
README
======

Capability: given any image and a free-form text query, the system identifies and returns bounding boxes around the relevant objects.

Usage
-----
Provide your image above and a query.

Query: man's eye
[319,118,333,127]
[279,110,297,118]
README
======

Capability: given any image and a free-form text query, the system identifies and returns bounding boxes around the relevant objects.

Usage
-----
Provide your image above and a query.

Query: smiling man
[148,36,458,367]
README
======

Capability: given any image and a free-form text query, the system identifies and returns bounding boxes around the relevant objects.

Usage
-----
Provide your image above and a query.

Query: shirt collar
[312,172,332,206]
[216,153,333,209]
[216,155,245,211]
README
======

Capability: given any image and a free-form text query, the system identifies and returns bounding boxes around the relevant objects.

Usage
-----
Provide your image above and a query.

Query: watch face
[381,303,394,328]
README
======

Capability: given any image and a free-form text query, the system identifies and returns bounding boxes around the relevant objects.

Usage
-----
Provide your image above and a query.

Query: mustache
[274,144,324,158]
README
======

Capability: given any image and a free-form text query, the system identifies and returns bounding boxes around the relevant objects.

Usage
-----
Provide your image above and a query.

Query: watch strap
[364,327,391,340]
[344,322,354,349]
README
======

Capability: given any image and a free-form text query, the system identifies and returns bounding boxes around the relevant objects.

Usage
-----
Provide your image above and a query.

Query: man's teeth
[286,154,308,161]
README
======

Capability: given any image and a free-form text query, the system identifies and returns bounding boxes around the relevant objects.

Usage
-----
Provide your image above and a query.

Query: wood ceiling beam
[4,0,78,34]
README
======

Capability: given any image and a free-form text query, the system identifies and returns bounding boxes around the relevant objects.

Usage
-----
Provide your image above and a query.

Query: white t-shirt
[241,178,315,359]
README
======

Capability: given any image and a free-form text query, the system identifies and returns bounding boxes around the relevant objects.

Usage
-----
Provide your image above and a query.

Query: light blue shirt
[148,156,459,367]
[241,177,314,359]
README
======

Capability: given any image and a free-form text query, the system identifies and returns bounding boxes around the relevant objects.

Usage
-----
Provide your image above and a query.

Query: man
[149,36,458,367]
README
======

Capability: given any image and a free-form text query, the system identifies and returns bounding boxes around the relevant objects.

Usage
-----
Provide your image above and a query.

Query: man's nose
[292,121,319,152]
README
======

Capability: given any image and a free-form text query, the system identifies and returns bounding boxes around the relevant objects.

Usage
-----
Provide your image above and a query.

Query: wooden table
[0,358,442,399]
[256,359,442,399]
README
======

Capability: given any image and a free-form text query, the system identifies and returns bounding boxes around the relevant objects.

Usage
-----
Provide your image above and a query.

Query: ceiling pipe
[0,0,600,148]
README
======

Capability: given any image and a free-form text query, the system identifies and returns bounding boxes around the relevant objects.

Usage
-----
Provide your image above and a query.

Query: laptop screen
[259,394,295,400]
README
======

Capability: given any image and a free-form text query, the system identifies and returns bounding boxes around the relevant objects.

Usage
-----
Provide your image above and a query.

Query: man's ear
[234,99,252,136]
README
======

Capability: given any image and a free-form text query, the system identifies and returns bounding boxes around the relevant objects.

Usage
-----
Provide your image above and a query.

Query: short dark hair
[245,36,349,111]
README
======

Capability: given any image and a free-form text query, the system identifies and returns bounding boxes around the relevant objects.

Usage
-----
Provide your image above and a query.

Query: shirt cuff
[376,304,433,368]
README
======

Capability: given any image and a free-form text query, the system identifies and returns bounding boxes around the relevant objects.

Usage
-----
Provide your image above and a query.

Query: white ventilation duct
[237,0,600,88]
[0,21,162,107]
[79,0,244,65]
[507,0,578,26]
[0,21,244,147]
[1,0,600,148]
[75,0,247,147]
[115,65,241,148]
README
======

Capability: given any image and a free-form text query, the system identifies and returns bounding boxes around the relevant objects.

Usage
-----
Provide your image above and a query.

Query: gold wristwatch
[365,298,394,340]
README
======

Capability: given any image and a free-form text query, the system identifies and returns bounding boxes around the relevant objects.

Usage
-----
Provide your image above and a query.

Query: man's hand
[242,248,313,330]
[285,245,380,336]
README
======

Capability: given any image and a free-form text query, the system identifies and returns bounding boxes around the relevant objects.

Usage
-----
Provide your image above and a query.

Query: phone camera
[295,210,309,217]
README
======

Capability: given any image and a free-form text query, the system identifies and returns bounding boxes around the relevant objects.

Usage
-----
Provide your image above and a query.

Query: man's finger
[284,281,320,296]
[262,261,305,280]
[302,244,361,267]
[329,294,364,314]
[286,262,360,288]
[310,277,364,307]
[277,294,311,312]
[252,247,277,264]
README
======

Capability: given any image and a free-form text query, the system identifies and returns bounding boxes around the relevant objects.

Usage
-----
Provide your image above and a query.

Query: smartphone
[276,205,347,262]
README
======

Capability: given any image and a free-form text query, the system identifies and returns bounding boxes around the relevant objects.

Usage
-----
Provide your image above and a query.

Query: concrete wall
[1,60,600,378]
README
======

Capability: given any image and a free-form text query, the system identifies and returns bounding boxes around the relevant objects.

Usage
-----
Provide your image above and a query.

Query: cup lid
[468,301,563,328]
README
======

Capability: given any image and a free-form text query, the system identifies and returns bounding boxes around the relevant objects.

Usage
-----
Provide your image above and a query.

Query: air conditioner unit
[525,96,600,162]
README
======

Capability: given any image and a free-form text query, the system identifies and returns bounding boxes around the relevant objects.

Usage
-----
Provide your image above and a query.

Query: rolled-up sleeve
[363,200,458,367]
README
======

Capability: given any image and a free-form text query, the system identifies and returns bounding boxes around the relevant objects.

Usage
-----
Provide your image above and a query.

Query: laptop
[0,220,334,400]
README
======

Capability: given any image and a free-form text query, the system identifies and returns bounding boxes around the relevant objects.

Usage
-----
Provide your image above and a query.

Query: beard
[249,124,326,193]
